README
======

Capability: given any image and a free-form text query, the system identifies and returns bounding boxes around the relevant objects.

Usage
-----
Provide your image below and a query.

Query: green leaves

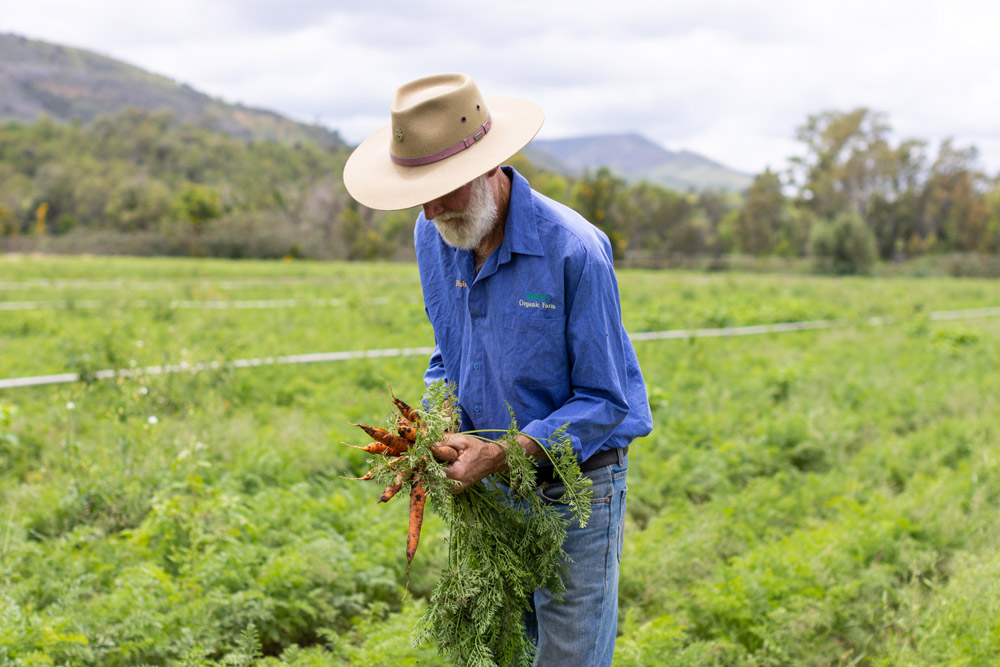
[541,423,593,529]
[410,384,592,667]
[4,258,1000,666]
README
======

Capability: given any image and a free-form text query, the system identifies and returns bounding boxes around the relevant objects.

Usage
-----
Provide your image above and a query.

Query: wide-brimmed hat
[343,73,544,211]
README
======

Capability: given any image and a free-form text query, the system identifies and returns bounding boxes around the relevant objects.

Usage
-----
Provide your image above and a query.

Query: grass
[1,254,999,665]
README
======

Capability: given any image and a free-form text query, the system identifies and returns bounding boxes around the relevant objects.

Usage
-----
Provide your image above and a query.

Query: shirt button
[473,404,482,413]
[474,318,482,326]
[473,362,481,370]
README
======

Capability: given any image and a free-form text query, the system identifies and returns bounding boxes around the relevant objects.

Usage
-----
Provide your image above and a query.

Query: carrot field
[2,254,999,666]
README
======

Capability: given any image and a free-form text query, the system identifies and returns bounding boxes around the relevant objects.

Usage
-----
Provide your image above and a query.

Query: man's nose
[422,198,445,220]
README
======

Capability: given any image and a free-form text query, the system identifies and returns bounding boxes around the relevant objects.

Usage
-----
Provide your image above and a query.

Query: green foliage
[2,257,1000,666]
[618,315,1000,665]
[392,385,592,667]
[0,109,366,259]
[338,205,408,261]
[4,103,999,268]
[809,211,879,274]
[172,184,224,229]
[0,402,18,473]
[570,167,628,259]
[788,107,999,264]
[880,551,1000,665]
[731,169,788,255]
[791,108,897,220]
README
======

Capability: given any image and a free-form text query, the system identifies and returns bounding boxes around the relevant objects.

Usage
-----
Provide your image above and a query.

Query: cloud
[3,0,999,174]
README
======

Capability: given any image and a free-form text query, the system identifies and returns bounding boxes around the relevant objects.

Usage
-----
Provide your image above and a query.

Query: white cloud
[2,0,999,174]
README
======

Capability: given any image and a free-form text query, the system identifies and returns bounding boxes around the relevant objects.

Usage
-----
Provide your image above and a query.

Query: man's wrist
[479,434,546,477]
[516,433,547,461]
[485,439,509,475]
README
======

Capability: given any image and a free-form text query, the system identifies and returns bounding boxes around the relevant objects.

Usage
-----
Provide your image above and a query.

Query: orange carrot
[407,477,426,570]
[397,424,424,443]
[341,469,377,481]
[431,444,459,463]
[341,454,406,481]
[378,469,409,503]
[391,391,421,423]
[341,441,403,457]
[351,423,412,453]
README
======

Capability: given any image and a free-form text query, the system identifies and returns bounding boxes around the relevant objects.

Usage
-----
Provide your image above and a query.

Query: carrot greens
[345,380,592,667]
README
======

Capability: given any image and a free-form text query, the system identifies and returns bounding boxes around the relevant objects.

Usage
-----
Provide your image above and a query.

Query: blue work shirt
[415,167,652,463]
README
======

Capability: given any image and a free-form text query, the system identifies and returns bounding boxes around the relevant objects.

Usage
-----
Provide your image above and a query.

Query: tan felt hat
[343,73,544,211]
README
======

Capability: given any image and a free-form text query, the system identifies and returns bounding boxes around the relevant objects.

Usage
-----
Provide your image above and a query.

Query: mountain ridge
[2,32,748,191]
[0,32,344,150]
[525,133,752,192]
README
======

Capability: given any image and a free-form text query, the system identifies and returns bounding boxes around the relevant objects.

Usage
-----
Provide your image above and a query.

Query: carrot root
[407,477,427,568]
[350,423,412,453]
[398,424,429,443]
[431,445,459,463]
[378,469,409,503]
[340,471,376,481]
[341,441,403,457]
[391,391,421,423]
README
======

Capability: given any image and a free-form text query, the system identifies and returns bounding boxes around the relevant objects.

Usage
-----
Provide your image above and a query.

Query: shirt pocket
[500,313,565,387]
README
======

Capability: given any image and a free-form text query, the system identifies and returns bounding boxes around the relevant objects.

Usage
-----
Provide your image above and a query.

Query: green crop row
[1,255,999,665]
[3,255,1000,381]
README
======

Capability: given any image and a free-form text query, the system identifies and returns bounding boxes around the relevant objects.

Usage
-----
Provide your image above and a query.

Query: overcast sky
[4,0,999,175]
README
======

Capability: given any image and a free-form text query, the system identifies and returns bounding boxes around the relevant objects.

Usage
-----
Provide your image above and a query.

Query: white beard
[431,175,498,250]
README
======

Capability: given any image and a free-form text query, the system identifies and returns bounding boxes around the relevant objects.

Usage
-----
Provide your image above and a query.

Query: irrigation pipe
[0,297,394,311]
[0,277,340,291]
[1,306,999,391]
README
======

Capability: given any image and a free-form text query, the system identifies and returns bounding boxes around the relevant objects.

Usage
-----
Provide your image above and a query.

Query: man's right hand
[441,434,507,492]
[441,433,547,492]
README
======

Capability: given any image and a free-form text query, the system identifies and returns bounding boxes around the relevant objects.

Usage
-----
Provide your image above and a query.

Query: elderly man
[344,73,652,667]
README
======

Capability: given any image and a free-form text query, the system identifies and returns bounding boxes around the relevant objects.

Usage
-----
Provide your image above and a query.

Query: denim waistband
[534,446,628,486]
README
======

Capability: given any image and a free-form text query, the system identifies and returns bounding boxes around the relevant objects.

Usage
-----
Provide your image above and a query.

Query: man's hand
[442,434,506,492]
[443,433,547,493]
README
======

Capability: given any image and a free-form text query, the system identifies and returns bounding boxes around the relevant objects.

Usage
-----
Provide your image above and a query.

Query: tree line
[1,107,998,273]
[550,108,1000,273]
[0,109,404,260]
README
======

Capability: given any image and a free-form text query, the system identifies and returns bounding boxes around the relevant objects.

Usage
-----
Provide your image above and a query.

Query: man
[343,73,652,666]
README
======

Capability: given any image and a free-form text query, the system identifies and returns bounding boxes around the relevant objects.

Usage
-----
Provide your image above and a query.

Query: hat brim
[343,97,544,211]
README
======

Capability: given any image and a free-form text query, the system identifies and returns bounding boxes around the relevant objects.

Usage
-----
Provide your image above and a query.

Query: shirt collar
[498,166,545,261]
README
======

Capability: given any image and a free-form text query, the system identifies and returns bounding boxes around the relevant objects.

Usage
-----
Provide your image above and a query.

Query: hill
[525,133,752,192]
[0,32,344,150]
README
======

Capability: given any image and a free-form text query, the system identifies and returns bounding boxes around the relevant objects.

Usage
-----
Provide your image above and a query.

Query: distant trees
[1,106,998,272]
[729,169,790,255]
[0,109,384,259]
[565,107,1000,274]
[791,108,898,221]
[808,211,879,275]
[515,108,995,274]
[563,168,726,262]
[786,108,999,269]
[569,167,627,258]
[619,181,698,256]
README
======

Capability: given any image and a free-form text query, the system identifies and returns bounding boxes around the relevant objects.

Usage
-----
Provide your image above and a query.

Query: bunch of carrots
[342,390,457,576]
[341,382,592,667]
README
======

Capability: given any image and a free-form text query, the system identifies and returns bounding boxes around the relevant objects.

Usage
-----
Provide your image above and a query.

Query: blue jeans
[522,450,628,667]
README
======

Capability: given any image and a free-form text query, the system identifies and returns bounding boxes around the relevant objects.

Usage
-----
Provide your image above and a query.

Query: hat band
[391,115,493,167]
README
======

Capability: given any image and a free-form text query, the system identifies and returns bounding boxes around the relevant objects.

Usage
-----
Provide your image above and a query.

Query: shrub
[809,211,879,274]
